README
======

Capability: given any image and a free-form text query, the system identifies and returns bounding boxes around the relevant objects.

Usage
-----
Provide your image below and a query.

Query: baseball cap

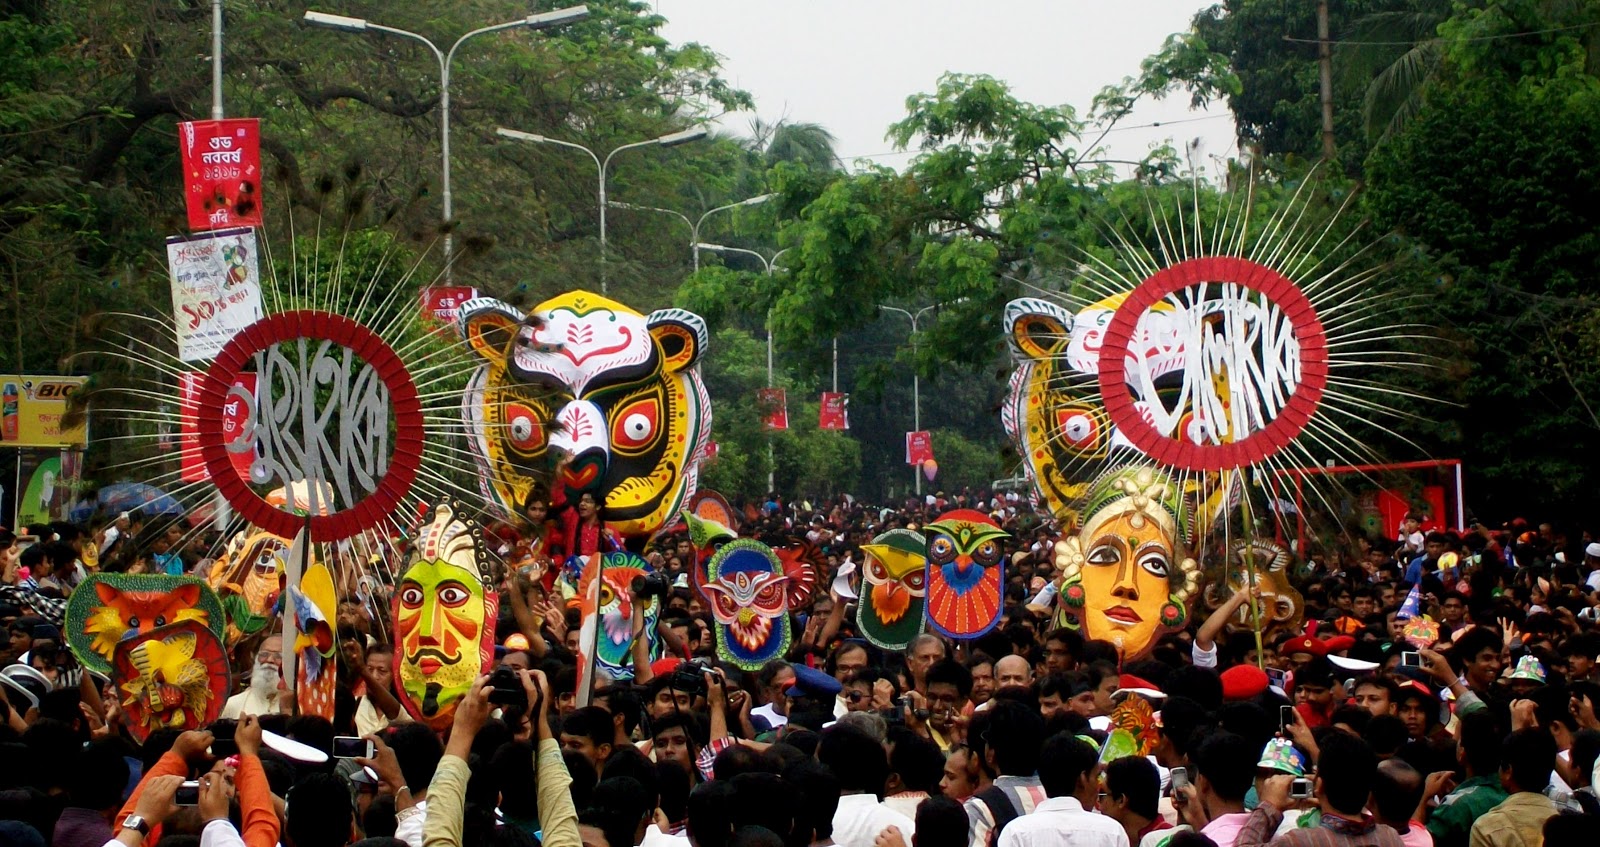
[1257,738,1308,776]
[1113,673,1165,701]
[785,665,843,700]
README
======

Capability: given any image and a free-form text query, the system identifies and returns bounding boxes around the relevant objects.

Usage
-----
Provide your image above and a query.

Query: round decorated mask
[704,539,791,671]
[924,510,1009,640]
[585,551,662,681]
[856,528,927,650]
[457,291,711,538]
[394,501,498,731]
[1054,466,1201,659]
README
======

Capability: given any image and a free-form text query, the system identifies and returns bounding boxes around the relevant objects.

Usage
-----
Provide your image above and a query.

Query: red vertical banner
[758,388,788,431]
[906,430,934,465]
[420,286,479,329]
[179,119,263,231]
[180,372,256,483]
[818,392,849,430]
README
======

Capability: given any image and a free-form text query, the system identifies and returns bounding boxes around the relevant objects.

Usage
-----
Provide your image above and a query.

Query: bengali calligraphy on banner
[421,286,479,328]
[905,430,934,465]
[167,228,265,362]
[818,392,849,430]
[179,373,256,484]
[179,118,263,231]
[758,388,788,431]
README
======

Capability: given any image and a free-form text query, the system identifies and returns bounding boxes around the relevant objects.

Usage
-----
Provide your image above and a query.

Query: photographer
[422,668,580,847]
[112,714,279,847]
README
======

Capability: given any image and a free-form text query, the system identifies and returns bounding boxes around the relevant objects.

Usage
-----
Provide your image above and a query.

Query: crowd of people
[0,490,1598,847]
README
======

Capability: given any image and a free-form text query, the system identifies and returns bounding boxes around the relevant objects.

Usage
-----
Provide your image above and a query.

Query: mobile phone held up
[332,736,375,760]
[1400,651,1423,668]
[1280,704,1296,732]
[1169,767,1189,791]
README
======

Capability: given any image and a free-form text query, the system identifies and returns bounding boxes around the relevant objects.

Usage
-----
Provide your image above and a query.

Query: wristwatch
[122,814,150,836]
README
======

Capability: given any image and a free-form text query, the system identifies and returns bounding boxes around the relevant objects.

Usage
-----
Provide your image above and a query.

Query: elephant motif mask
[394,501,497,731]
[457,291,711,538]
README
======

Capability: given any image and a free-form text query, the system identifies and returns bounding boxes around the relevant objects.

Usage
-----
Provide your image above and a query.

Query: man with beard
[223,634,284,718]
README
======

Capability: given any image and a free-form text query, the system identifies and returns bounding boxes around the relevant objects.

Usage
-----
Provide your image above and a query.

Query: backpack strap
[975,785,1020,847]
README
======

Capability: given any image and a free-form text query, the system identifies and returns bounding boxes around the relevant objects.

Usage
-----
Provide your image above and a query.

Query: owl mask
[924,510,1010,640]
[583,551,663,681]
[856,528,927,650]
[704,539,791,671]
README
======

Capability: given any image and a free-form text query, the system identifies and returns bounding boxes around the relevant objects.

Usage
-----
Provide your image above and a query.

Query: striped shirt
[1237,803,1404,847]
[964,775,1048,847]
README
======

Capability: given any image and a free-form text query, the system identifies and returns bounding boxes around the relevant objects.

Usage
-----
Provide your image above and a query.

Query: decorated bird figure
[120,629,211,729]
[703,540,791,670]
[856,529,928,650]
[579,552,662,679]
[772,540,822,610]
[923,509,1010,640]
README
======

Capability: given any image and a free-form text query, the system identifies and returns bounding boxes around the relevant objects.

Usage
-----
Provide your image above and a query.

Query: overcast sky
[657,0,1237,176]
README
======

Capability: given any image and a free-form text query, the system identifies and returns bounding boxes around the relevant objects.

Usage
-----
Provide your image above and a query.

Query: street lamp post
[496,126,707,293]
[608,194,773,272]
[697,243,790,491]
[303,7,590,284]
[882,301,964,497]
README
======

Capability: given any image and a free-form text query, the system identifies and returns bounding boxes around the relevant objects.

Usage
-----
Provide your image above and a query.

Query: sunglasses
[845,690,869,703]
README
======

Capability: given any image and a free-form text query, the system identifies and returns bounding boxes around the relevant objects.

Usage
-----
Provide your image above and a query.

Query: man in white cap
[1584,542,1600,593]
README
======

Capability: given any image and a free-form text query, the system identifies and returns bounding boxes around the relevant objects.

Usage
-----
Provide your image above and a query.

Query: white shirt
[752,702,789,729]
[220,687,279,719]
[832,793,916,847]
[642,824,691,847]
[200,819,247,847]
[995,796,1127,847]
[395,798,428,847]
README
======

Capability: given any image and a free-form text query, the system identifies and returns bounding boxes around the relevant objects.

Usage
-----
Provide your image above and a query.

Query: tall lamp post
[608,193,773,272]
[882,300,965,497]
[303,7,589,284]
[697,243,790,491]
[496,126,707,293]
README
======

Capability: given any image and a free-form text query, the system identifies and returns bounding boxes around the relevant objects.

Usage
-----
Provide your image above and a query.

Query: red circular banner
[195,310,423,541]
[1095,256,1328,472]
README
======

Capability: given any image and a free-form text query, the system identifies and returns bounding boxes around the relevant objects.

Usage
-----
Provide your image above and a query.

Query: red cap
[1116,674,1165,699]
[1281,635,1327,658]
[1322,635,1357,654]
[650,658,685,678]
[1395,679,1435,701]
[1220,665,1270,701]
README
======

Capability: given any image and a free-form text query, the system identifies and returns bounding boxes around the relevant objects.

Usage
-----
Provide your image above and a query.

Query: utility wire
[1283,21,1600,47]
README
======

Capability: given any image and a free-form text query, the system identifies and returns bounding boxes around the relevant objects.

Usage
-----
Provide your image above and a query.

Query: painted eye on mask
[1138,550,1170,578]
[1087,545,1120,566]
[976,541,1000,563]
[437,583,471,607]
[611,397,661,453]
[1055,406,1103,452]
[506,403,545,455]
[399,585,424,607]
[930,538,954,560]
[904,571,926,590]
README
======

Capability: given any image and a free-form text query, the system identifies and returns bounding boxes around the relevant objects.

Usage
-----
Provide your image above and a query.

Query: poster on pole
[818,392,849,430]
[420,286,479,331]
[758,388,788,431]
[179,118,263,231]
[0,375,88,448]
[15,450,83,530]
[179,372,257,484]
[906,431,934,465]
[167,228,264,362]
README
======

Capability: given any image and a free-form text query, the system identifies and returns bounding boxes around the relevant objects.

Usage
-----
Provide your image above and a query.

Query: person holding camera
[422,668,581,847]
[1236,731,1402,847]
[111,715,278,847]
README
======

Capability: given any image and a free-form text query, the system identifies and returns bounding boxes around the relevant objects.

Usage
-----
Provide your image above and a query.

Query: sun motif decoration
[924,510,1010,640]
[1003,175,1433,660]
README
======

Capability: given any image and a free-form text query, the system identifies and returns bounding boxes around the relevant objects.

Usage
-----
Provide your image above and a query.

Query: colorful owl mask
[64,574,227,674]
[924,510,1009,640]
[457,291,711,538]
[1053,465,1202,659]
[205,528,288,643]
[856,529,927,650]
[704,539,791,671]
[583,551,663,681]
[394,501,498,731]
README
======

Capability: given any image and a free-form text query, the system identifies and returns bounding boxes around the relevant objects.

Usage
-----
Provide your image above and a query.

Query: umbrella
[94,482,184,517]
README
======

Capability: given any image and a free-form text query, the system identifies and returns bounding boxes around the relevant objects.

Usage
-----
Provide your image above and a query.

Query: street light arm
[496,128,602,170]
[695,194,773,233]
[601,137,666,179]
[695,243,772,274]
[607,202,692,235]
[362,22,446,67]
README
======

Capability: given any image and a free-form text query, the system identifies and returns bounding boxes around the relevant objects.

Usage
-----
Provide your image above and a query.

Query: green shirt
[1427,775,1508,847]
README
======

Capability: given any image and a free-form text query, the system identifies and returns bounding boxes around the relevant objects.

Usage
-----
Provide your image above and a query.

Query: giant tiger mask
[395,501,498,731]
[458,291,711,538]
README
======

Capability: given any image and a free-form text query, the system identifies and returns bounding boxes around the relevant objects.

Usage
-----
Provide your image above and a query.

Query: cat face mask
[64,574,227,674]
